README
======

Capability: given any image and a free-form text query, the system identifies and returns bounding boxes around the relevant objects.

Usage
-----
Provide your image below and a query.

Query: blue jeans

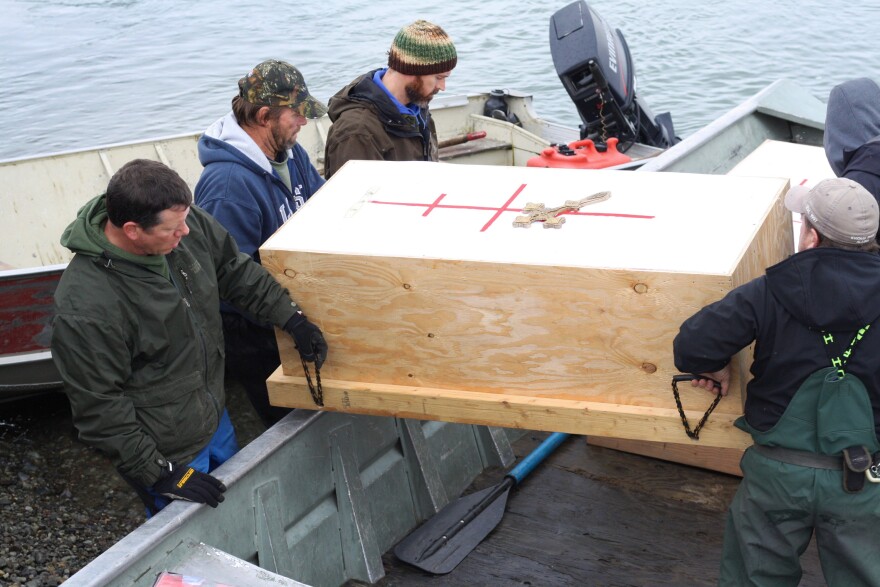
[134,410,239,517]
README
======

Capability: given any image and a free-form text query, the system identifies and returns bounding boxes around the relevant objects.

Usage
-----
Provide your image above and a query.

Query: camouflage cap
[238,59,327,118]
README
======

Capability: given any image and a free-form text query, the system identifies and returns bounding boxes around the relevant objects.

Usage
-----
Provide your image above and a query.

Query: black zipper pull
[179,269,194,296]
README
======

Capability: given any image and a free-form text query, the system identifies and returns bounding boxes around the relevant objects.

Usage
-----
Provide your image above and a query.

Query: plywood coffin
[262,160,793,450]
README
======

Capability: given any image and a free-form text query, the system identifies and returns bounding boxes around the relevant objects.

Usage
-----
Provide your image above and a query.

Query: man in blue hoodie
[824,78,880,208]
[195,60,326,425]
[675,178,880,585]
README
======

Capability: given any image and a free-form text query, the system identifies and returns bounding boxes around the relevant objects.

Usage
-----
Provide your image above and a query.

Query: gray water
[1,0,879,161]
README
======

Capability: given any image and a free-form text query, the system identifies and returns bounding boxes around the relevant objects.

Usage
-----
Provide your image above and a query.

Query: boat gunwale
[638,79,826,173]
[62,409,325,586]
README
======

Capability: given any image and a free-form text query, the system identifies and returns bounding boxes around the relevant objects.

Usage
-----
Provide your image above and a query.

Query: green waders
[721,327,880,586]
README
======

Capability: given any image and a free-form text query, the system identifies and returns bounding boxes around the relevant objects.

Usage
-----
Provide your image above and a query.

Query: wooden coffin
[589,140,836,474]
[262,160,793,450]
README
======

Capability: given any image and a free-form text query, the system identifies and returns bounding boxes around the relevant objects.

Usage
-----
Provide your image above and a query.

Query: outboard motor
[550,1,677,150]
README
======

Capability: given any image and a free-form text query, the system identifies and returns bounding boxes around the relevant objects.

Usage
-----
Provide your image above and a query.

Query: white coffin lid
[727,139,835,251]
[728,139,834,186]
[263,160,789,275]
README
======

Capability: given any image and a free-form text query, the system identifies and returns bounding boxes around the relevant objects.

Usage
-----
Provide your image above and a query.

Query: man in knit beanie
[323,20,457,179]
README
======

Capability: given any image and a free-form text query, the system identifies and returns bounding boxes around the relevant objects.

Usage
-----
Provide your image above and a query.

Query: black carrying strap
[301,356,323,407]
[671,374,722,440]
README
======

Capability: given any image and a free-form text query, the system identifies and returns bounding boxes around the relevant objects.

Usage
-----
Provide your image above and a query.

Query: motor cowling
[549,1,678,150]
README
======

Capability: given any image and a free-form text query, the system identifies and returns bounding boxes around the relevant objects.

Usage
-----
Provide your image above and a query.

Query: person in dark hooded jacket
[323,20,457,179]
[824,78,880,208]
[674,178,880,586]
[195,59,327,426]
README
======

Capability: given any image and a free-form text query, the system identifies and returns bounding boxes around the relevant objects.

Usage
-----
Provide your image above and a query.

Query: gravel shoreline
[0,384,265,587]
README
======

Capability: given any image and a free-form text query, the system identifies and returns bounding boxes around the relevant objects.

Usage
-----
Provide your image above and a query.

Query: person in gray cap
[323,20,457,179]
[824,78,880,211]
[195,59,327,426]
[674,178,880,585]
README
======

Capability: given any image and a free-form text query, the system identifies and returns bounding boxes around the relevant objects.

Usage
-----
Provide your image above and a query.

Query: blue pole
[506,432,569,485]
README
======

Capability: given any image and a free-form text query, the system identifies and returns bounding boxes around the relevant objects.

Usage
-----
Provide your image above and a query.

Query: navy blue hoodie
[194,112,325,262]
[824,78,880,204]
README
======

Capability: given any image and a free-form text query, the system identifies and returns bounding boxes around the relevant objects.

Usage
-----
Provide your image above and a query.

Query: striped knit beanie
[387,20,457,76]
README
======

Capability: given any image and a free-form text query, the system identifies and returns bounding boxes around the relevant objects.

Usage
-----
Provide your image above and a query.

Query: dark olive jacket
[51,196,299,486]
[323,69,438,179]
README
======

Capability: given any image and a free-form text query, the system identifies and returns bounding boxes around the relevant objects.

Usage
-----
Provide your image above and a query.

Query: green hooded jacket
[51,195,300,486]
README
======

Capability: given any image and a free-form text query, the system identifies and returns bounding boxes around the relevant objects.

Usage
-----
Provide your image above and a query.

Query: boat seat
[439,138,511,161]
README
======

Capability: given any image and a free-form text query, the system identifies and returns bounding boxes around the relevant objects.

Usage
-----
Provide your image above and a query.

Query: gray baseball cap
[785,177,878,244]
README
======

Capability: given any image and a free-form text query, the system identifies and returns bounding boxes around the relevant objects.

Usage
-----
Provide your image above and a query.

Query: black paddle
[394,432,569,574]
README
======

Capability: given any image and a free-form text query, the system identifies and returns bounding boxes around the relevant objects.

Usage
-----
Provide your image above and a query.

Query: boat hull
[0,265,65,399]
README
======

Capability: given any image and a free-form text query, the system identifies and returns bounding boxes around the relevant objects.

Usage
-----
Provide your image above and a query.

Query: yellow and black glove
[153,463,226,508]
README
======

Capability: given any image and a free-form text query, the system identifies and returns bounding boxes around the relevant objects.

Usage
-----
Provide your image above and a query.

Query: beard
[404,77,436,107]
[271,124,298,157]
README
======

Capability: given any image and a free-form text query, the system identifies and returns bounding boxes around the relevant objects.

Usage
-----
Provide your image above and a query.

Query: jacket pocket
[128,371,215,457]
[128,371,202,407]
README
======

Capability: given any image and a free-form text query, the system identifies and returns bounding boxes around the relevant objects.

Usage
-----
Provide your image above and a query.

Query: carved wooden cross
[512,191,611,228]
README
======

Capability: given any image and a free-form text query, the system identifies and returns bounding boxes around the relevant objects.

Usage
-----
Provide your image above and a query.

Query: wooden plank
[585,436,743,476]
[268,253,748,401]
[266,368,753,450]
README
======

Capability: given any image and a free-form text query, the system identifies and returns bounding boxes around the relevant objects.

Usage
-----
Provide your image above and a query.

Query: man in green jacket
[323,19,457,179]
[51,158,327,515]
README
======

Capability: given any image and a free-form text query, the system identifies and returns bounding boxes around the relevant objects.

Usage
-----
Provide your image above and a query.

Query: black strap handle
[672,373,722,391]
[671,374,722,440]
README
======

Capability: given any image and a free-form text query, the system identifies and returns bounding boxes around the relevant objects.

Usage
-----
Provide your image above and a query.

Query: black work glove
[153,463,226,508]
[283,311,329,369]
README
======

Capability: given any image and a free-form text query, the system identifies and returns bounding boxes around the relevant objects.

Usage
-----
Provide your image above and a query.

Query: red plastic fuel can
[526,137,631,169]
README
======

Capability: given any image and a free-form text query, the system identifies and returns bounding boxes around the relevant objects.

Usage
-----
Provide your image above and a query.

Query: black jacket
[841,140,880,205]
[674,248,880,434]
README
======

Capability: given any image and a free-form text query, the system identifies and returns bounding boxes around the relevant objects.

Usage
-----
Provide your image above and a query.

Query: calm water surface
[1,0,879,160]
